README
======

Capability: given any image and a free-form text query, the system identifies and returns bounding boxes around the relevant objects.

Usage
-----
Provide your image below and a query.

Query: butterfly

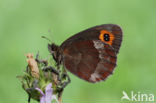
[48,24,122,83]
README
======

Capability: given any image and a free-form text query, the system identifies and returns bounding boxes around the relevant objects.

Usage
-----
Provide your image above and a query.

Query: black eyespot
[104,34,110,41]
[104,34,109,37]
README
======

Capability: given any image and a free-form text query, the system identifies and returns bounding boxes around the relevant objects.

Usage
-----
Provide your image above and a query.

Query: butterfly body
[48,24,122,83]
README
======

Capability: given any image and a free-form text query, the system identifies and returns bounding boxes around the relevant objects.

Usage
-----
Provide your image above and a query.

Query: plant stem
[58,90,63,103]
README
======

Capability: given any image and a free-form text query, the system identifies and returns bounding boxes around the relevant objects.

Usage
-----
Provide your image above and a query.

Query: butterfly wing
[60,24,122,83]
[62,40,117,83]
[61,24,122,54]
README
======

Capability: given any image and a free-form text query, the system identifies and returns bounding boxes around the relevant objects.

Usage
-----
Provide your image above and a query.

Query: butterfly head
[48,43,62,65]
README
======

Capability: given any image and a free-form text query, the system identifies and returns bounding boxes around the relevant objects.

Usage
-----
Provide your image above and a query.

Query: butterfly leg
[42,66,59,75]
[60,73,71,89]
[35,52,48,66]
[42,66,62,83]
[56,68,71,91]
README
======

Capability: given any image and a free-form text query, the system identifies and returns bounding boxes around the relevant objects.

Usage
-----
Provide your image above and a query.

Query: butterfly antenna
[42,36,55,45]
[42,29,55,44]
[41,36,52,43]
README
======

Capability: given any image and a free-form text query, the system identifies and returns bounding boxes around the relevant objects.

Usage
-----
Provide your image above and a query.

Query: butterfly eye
[99,30,114,45]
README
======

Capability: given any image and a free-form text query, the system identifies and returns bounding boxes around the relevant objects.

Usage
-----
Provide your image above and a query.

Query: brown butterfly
[48,24,122,83]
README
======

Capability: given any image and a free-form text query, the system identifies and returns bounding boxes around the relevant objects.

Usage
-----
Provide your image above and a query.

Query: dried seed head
[26,53,39,79]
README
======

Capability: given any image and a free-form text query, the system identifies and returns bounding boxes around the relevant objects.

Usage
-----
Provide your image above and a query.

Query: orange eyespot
[99,30,115,45]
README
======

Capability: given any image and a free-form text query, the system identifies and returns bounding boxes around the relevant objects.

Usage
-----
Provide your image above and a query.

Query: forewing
[61,24,122,54]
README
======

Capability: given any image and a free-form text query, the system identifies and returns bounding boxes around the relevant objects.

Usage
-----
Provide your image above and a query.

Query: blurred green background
[0,0,156,103]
